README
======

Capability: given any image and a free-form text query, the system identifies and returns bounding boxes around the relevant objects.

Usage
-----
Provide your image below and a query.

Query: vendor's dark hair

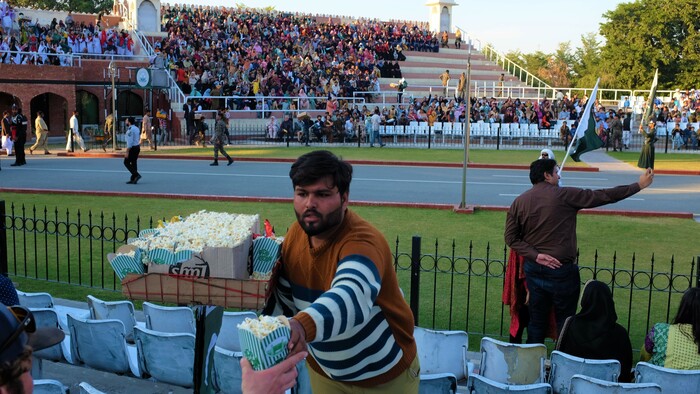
[529,159,557,185]
[673,287,700,353]
[290,150,352,196]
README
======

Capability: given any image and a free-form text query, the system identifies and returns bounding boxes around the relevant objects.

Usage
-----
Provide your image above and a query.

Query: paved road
[1,156,697,215]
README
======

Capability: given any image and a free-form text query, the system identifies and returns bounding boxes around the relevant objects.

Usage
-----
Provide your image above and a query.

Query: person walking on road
[210,112,233,166]
[30,111,50,155]
[66,110,88,152]
[124,116,141,184]
[505,159,654,344]
[140,109,154,150]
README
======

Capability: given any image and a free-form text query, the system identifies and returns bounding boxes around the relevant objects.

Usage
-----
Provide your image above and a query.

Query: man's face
[293,176,348,237]
[544,165,561,187]
[0,356,33,394]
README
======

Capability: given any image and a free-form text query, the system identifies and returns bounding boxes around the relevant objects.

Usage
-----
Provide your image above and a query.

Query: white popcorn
[238,315,290,339]
[129,210,258,254]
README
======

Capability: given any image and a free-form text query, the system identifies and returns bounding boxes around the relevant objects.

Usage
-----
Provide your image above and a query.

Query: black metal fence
[172,120,657,152]
[1,201,698,347]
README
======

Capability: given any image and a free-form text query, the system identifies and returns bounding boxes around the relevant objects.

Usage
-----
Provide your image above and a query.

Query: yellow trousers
[308,356,420,394]
[30,131,49,153]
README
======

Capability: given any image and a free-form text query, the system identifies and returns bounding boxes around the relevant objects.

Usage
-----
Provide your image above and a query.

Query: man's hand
[638,168,654,189]
[240,351,307,394]
[287,317,308,357]
[535,253,562,269]
[124,147,129,158]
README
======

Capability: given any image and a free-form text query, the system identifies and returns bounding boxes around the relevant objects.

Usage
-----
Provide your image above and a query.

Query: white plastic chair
[549,351,621,394]
[30,308,69,363]
[213,346,243,394]
[569,374,661,394]
[415,123,430,143]
[468,374,552,393]
[634,361,700,394]
[17,290,54,308]
[67,315,140,377]
[78,382,107,394]
[134,325,195,388]
[479,337,547,385]
[86,295,138,342]
[32,379,68,394]
[415,327,471,393]
[217,311,257,352]
[142,301,196,334]
[529,123,539,135]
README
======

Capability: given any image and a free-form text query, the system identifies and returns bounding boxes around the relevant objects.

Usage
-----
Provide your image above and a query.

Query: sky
[165,0,628,54]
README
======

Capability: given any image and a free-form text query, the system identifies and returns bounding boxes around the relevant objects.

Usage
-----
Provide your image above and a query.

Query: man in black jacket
[10,105,27,167]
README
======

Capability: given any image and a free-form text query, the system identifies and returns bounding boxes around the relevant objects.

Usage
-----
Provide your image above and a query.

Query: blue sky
[167,0,628,54]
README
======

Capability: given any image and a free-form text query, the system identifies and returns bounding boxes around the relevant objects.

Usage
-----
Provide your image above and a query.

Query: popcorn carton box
[238,315,291,371]
[146,236,252,279]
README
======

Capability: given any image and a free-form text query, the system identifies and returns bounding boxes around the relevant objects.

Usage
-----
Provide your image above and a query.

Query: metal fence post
[410,235,421,326]
[427,126,432,149]
[0,201,7,276]
[697,256,699,288]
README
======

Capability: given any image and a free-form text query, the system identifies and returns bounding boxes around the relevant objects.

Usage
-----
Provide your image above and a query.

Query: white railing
[183,95,368,117]
[0,49,151,66]
[0,50,76,66]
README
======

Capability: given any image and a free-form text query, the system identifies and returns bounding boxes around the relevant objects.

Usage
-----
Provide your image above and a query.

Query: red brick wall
[0,59,150,136]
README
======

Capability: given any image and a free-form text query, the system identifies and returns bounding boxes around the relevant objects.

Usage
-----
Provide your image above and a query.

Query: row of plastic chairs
[469,337,700,394]
[33,380,105,394]
[377,121,566,144]
[16,291,286,392]
[654,121,699,136]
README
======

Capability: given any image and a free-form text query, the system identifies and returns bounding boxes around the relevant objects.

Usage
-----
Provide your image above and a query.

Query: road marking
[499,194,520,197]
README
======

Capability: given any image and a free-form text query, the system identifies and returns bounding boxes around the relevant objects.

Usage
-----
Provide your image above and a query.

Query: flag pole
[558,129,579,175]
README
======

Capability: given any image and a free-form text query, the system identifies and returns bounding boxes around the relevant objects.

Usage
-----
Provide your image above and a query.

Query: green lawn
[609,150,700,171]
[48,142,700,170]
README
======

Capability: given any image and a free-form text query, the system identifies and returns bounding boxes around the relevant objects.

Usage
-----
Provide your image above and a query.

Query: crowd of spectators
[0,2,132,65]
[156,4,439,114]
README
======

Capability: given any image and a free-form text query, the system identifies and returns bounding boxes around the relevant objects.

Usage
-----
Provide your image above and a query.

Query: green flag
[570,109,604,162]
[568,78,604,162]
[640,69,659,126]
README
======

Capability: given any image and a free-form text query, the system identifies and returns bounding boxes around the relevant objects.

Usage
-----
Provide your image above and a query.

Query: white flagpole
[558,78,600,176]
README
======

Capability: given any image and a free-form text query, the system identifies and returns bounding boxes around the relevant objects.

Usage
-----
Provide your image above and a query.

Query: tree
[599,0,700,89]
[9,0,112,14]
[571,33,613,89]
[542,42,575,87]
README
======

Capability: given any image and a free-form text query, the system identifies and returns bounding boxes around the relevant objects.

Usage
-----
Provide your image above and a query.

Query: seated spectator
[0,275,18,306]
[556,280,633,382]
[641,287,700,369]
[266,116,278,140]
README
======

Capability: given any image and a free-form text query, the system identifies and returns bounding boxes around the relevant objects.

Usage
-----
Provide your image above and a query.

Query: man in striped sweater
[270,150,419,392]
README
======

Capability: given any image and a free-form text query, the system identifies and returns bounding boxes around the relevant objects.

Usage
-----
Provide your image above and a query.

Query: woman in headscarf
[556,280,633,382]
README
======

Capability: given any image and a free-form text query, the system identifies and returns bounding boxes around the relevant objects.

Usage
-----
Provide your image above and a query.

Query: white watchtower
[426,0,458,34]
[114,0,161,33]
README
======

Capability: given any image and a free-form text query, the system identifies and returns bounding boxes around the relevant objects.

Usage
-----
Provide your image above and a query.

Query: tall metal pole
[110,61,118,151]
[459,40,473,209]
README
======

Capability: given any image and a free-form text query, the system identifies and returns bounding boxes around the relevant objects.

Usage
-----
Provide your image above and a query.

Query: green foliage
[10,0,112,13]
[599,0,700,89]
[507,1,700,89]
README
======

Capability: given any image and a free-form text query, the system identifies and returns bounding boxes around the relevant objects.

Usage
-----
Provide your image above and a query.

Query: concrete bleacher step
[401,63,505,73]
